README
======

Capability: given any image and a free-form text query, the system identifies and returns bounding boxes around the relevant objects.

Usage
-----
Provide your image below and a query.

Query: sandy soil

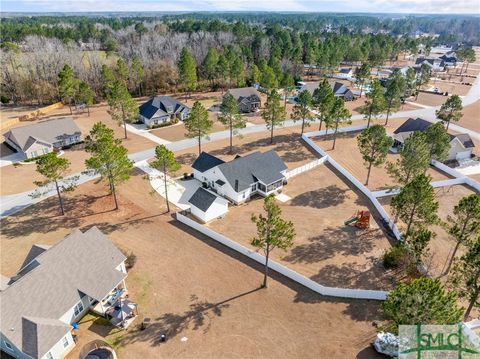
[378,184,478,278]
[312,126,452,192]
[0,170,384,359]
[209,163,397,291]
[0,104,43,123]
[458,100,480,132]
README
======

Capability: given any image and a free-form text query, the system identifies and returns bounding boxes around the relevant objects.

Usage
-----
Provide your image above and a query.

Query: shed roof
[188,187,220,212]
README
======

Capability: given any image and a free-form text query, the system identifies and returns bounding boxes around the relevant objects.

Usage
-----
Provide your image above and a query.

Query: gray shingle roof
[188,187,219,212]
[192,152,225,173]
[218,150,287,192]
[139,96,189,120]
[0,227,126,359]
[453,133,475,149]
[393,118,432,134]
[19,244,51,273]
[301,81,353,97]
[0,274,10,291]
[227,87,261,102]
[4,118,81,151]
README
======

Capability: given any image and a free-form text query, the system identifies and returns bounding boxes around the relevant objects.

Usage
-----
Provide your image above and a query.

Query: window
[62,336,69,348]
[251,183,257,192]
[46,352,53,359]
[4,341,13,351]
[73,300,84,317]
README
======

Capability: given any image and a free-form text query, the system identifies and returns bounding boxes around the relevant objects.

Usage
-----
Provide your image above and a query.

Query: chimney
[234,180,239,192]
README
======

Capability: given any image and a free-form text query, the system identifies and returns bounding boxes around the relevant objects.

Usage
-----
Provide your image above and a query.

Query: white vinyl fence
[285,157,327,179]
[432,160,480,192]
[176,212,387,301]
[302,128,402,240]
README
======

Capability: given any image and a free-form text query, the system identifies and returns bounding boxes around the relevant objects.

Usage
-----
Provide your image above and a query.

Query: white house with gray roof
[188,187,229,223]
[192,150,288,204]
[0,227,132,359]
[138,96,190,127]
[4,118,82,159]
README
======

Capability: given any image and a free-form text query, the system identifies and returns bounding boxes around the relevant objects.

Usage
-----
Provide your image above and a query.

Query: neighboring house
[0,227,135,359]
[392,117,475,161]
[188,187,229,223]
[225,87,261,113]
[192,150,288,204]
[336,68,354,80]
[138,96,190,127]
[415,57,445,71]
[298,81,355,101]
[439,52,457,67]
[4,118,82,159]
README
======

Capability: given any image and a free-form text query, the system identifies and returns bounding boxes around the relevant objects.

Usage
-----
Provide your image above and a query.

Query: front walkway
[134,160,201,210]
[0,152,25,168]
[124,124,171,145]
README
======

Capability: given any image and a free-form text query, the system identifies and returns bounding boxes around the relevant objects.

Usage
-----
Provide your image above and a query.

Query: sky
[1,0,479,14]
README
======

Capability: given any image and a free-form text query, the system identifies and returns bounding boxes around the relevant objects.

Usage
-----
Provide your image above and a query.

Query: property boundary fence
[285,157,327,179]
[176,212,387,301]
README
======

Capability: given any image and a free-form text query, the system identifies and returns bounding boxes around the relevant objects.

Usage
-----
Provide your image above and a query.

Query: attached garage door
[456,150,471,160]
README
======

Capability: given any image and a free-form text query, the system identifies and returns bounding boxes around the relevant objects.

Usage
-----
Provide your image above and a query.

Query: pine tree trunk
[332,120,339,150]
[112,183,119,210]
[55,180,65,216]
[229,122,233,154]
[366,162,372,186]
[163,162,170,213]
[301,119,305,135]
[198,133,202,155]
[318,116,323,131]
[446,120,450,131]
[262,245,270,288]
[270,123,274,144]
[123,120,128,139]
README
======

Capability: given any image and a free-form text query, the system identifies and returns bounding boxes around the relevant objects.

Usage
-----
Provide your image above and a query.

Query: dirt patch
[209,163,397,291]
[1,166,384,359]
[312,125,452,192]
[458,100,480,132]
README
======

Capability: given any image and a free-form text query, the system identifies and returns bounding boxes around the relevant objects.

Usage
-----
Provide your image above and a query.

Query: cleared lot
[208,163,397,291]
[458,100,480,132]
[0,170,383,359]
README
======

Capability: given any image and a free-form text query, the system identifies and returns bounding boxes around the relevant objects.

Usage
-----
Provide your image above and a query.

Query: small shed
[188,187,229,223]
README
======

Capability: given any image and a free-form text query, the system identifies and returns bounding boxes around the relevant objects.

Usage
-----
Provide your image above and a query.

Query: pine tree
[218,94,246,153]
[151,145,181,213]
[383,277,462,333]
[384,70,404,125]
[357,125,393,185]
[436,95,463,130]
[387,131,431,185]
[34,152,76,216]
[262,90,286,144]
[107,81,139,139]
[76,81,95,116]
[251,194,295,288]
[85,122,133,210]
[185,101,213,155]
[178,47,197,99]
[391,174,439,236]
[354,63,371,98]
[445,194,480,275]
[131,56,145,96]
[329,98,351,150]
[425,122,450,162]
[291,90,313,135]
[312,79,335,132]
[360,79,386,127]
[416,64,430,100]
[450,238,480,320]
[58,64,78,114]
[202,48,219,87]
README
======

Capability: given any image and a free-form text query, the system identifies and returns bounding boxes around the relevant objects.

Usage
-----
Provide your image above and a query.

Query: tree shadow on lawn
[290,185,350,208]
[168,219,384,323]
[283,226,382,265]
[119,289,260,347]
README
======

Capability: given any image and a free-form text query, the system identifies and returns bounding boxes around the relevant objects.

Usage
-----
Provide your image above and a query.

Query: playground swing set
[344,210,371,229]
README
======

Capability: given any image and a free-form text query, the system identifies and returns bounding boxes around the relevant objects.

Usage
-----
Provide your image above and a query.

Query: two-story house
[192,150,288,204]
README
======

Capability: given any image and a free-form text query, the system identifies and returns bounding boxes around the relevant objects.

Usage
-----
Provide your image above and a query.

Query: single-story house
[225,87,261,113]
[415,57,445,71]
[336,68,354,80]
[392,117,475,161]
[4,118,82,159]
[139,96,190,127]
[192,150,288,204]
[298,81,355,101]
[188,187,229,223]
[0,227,136,359]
